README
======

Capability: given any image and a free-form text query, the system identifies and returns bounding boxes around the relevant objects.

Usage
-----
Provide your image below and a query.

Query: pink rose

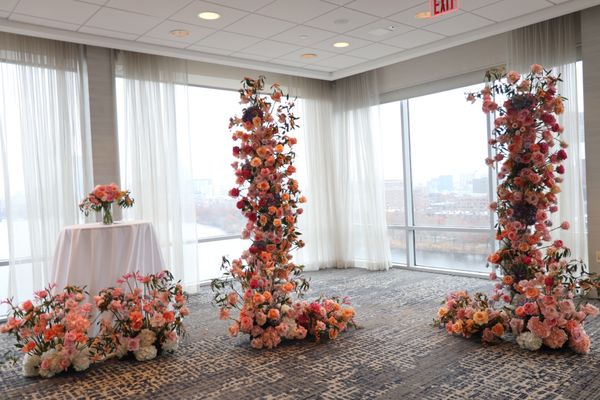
[542,327,568,349]
[560,221,570,230]
[527,316,550,339]
[127,336,140,352]
[582,303,600,317]
[531,64,544,74]
[569,330,591,354]
[506,70,521,84]
[510,318,524,335]
[523,302,538,315]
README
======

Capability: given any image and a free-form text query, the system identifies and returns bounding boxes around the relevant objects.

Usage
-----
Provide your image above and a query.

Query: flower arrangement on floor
[93,270,188,361]
[434,65,600,353]
[79,183,134,224]
[1,270,187,378]
[211,76,356,349]
[0,285,94,377]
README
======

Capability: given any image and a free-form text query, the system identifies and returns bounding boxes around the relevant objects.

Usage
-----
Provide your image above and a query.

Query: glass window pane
[185,87,246,237]
[408,85,490,228]
[414,230,492,272]
[380,101,405,226]
[388,228,407,265]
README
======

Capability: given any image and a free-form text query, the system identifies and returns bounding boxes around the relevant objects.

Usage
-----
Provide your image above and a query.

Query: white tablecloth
[51,220,166,295]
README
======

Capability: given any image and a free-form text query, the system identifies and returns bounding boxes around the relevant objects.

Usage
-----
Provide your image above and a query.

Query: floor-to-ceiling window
[381,83,496,273]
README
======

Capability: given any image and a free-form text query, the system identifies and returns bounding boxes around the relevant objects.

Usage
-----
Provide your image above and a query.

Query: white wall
[582,6,600,273]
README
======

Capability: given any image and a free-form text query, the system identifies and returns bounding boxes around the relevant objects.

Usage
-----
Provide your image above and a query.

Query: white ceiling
[0,0,598,80]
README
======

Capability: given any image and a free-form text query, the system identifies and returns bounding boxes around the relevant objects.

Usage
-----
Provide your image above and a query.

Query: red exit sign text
[430,0,459,17]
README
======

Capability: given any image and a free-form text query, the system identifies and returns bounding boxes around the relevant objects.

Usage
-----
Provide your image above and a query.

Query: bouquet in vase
[93,270,188,361]
[0,285,95,378]
[79,183,134,224]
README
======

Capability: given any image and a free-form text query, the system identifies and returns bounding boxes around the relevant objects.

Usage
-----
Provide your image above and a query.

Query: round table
[51,220,166,295]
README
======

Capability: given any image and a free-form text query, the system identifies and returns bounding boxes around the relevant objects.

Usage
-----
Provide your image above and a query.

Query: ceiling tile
[0,0,18,12]
[144,20,215,43]
[224,14,295,38]
[203,0,275,12]
[277,46,337,64]
[85,7,162,35]
[273,25,337,46]
[322,0,353,5]
[310,34,372,53]
[196,31,262,51]
[106,0,192,18]
[311,53,364,68]
[243,39,300,58]
[388,2,464,28]
[472,0,552,22]
[186,43,233,55]
[76,0,108,4]
[0,11,8,17]
[137,36,190,48]
[231,51,272,61]
[344,18,412,40]
[257,0,337,24]
[382,28,444,48]
[304,7,378,33]
[78,25,139,40]
[169,0,248,29]
[345,0,424,18]
[14,0,99,25]
[346,42,401,59]
[304,64,336,71]
[10,13,80,30]
[459,0,501,11]
[270,58,306,67]
[424,12,493,36]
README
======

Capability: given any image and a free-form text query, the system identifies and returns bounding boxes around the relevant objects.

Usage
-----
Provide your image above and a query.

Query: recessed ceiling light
[301,53,318,59]
[415,11,431,19]
[198,11,221,20]
[299,34,309,40]
[333,41,350,48]
[169,29,190,38]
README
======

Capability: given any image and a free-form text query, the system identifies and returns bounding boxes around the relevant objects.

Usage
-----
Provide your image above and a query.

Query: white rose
[162,338,179,353]
[517,332,543,351]
[70,349,91,372]
[22,354,41,377]
[139,329,157,347]
[134,345,157,362]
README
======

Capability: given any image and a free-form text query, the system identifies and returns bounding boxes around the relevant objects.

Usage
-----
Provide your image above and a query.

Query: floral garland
[434,65,600,353]
[211,76,356,349]
[1,270,187,377]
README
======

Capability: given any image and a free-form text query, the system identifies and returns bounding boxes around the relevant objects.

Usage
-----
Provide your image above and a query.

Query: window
[381,83,495,273]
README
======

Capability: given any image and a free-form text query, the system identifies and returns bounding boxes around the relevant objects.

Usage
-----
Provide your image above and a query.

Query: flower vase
[102,203,113,225]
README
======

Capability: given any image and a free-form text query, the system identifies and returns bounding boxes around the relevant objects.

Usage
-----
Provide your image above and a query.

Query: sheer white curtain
[115,51,200,287]
[0,33,92,310]
[508,14,588,263]
[292,72,391,271]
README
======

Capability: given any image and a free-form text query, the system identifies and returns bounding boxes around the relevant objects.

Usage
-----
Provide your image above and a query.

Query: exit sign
[430,0,460,17]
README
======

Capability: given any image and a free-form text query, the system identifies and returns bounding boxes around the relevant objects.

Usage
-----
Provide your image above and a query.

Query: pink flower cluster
[79,183,134,216]
[0,285,94,377]
[436,65,600,353]
[1,271,188,378]
[435,291,509,344]
[211,76,356,349]
[94,270,187,361]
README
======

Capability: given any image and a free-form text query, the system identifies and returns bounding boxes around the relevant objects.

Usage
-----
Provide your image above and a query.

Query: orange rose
[525,287,540,299]
[472,310,489,325]
[267,308,280,320]
[502,275,513,285]
[515,306,526,317]
[438,307,448,318]
[328,329,339,340]
[452,320,463,334]
[491,323,505,337]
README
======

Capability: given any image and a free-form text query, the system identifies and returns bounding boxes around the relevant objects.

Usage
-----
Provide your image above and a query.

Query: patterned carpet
[1,268,600,400]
